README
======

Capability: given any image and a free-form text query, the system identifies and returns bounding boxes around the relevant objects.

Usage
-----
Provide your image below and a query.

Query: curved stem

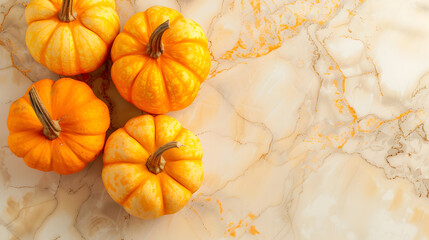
[146,20,170,58]
[146,141,184,174]
[58,0,76,22]
[29,87,61,140]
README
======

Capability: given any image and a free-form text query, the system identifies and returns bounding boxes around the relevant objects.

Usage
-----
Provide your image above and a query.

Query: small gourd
[102,114,204,218]
[25,0,120,75]
[7,78,110,174]
[111,6,211,114]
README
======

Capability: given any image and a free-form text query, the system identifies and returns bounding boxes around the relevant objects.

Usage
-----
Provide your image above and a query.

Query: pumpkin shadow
[70,59,145,137]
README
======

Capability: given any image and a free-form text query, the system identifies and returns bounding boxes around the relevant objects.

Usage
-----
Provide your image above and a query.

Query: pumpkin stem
[146,141,184,174]
[58,0,76,22]
[29,87,61,140]
[146,20,170,58]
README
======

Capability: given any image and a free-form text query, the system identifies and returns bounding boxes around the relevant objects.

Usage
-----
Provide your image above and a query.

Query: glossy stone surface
[2,0,429,239]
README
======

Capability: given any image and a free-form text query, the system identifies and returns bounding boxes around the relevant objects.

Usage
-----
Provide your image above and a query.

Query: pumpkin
[7,78,110,174]
[102,114,204,218]
[110,6,211,114]
[25,0,120,76]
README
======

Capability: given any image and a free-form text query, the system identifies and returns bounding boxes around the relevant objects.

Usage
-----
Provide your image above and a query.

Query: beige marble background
[2,0,429,239]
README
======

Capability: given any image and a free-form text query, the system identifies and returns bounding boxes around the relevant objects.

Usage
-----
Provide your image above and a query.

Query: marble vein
[3,0,429,239]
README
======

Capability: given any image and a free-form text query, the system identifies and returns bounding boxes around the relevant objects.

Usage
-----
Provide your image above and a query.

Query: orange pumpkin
[111,6,211,114]
[7,78,110,174]
[25,0,120,76]
[102,114,204,218]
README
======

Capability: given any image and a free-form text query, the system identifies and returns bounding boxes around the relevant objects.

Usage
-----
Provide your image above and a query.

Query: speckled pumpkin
[110,6,211,114]
[102,114,204,219]
[25,0,120,75]
[7,78,110,174]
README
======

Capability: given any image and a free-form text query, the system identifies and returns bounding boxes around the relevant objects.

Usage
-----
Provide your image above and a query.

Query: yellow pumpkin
[102,114,204,218]
[111,6,211,114]
[25,0,120,75]
[7,78,110,174]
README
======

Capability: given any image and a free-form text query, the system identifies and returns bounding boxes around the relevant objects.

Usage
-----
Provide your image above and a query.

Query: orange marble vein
[220,0,358,60]
[249,225,260,235]
[216,199,224,214]
[225,213,260,237]
[358,110,423,134]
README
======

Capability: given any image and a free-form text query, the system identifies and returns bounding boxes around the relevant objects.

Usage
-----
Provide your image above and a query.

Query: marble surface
[2,0,429,239]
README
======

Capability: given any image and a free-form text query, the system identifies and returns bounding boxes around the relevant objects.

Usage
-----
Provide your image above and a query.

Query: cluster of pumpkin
[7,0,210,219]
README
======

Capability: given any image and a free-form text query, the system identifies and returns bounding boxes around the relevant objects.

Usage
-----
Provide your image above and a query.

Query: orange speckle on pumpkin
[120,177,129,185]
